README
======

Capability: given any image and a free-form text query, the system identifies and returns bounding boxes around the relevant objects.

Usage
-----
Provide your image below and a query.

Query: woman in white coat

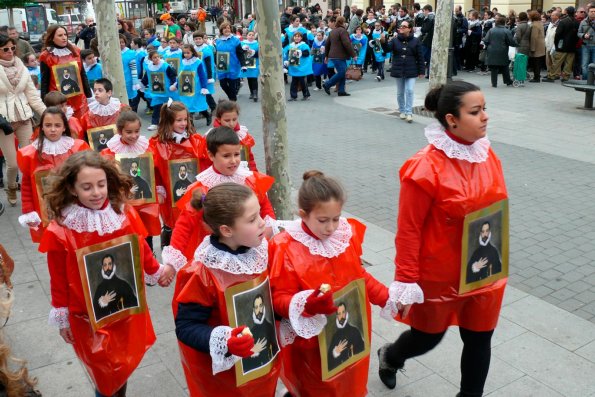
[0,35,46,206]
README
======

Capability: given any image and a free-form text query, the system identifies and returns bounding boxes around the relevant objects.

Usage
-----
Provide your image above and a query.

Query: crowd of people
[0,1,591,396]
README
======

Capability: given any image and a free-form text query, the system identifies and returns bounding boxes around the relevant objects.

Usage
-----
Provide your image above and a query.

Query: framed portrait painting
[76,234,146,332]
[225,273,280,386]
[288,48,301,66]
[459,199,509,295]
[149,71,166,94]
[52,61,83,98]
[116,153,156,205]
[312,48,324,64]
[216,52,230,72]
[87,125,116,152]
[318,278,370,380]
[33,169,55,226]
[168,158,198,206]
[179,71,195,96]
[166,57,180,73]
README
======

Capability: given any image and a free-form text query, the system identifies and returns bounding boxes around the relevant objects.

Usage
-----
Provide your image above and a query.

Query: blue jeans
[581,45,595,80]
[422,45,431,77]
[324,59,347,93]
[396,77,416,115]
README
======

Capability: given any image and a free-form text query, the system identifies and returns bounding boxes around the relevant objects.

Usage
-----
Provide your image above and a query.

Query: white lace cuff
[209,325,240,374]
[288,290,327,339]
[162,245,187,271]
[48,307,70,329]
[156,185,166,199]
[144,263,164,285]
[278,318,298,347]
[380,281,424,320]
[18,211,41,228]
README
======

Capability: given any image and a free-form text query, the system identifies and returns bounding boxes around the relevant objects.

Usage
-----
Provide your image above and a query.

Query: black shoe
[337,92,351,96]
[205,114,212,126]
[378,344,401,389]
[249,92,254,99]
[253,96,258,102]
[0,179,3,188]
[323,84,331,95]
[542,77,555,82]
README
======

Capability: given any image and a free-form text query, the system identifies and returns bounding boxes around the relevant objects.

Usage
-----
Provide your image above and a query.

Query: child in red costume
[39,151,167,396]
[207,100,258,172]
[173,183,281,397]
[42,91,85,140]
[100,111,161,256]
[80,78,129,134]
[269,171,395,397]
[39,25,91,119]
[17,107,90,243]
[148,100,209,251]
[161,126,275,280]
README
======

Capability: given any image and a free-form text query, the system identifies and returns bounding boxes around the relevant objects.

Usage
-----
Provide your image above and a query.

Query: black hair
[80,49,94,59]
[424,81,481,130]
[102,254,115,264]
[0,34,15,47]
[423,4,432,11]
[206,126,240,154]
[94,78,113,92]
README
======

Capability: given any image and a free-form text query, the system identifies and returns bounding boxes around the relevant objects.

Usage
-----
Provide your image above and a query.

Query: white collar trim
[284,218,352,258]
[88,97,121,117]
[194,236,268,275]
[182,57,198,65]
[196,163,252,189]
[50,47,72,57]
[336,312,349,329]
[32,136,74,155]
[479,232,491,247]
[146,60,164,71]
[61,204,126,236]
[424,122,490,163]
[106,134,149,154]
[237,125,248,141]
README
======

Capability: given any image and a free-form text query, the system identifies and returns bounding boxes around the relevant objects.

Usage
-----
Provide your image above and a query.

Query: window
[472,0,491,12]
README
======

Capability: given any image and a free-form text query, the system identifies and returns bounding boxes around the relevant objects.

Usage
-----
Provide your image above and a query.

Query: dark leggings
[219,78,239,101]
[315,75,322,89]
[386,327,494,397]
[151,103,164,125]
[95,382,126,397]
[206,94,216,111]
[247,77,258,95]
[529,56,543,80]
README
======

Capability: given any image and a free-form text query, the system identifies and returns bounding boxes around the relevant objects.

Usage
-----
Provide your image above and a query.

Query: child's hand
[169,84,177,92]
[158,264,176,287]
[59,327,74,344]
[227,326,255,357]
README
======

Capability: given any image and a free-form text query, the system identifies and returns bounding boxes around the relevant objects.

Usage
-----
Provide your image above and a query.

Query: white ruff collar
[284,218,352,258]
[237,125,248,141]
[194,236,268,275]
[253,306,265,325]
[479,232,491,247]
[336,312,349,329]
[182,57,198,65]
[196,163,252,189]
[61,204,126,236]
[102,264,116,280]
[66,106,74,119]
[50,47,72,57]
[146,60,164,71]
[106,135,149,154]
[32,136,74,155]
[218,34,232,41]
[424,122,490,163]
[89,98,121,117]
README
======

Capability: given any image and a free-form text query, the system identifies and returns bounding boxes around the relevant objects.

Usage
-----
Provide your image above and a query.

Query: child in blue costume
[141,50,178,130]
[157,38,169,57]
[350,26,368,68]
[119,34,140,109]
[311,31,327,90]
[215,22,246,102]
[284,31,312,101]
[164,38,183,73]
[178,44,211,126]
[283,15,309,46]
[370,23,387,81]
[130,37,151,114]
[240,31,259,102]
[81,49,102,90]
[193,32,216,113]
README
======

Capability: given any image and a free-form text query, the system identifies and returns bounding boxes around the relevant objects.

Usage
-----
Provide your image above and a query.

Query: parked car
[58,13,83,35]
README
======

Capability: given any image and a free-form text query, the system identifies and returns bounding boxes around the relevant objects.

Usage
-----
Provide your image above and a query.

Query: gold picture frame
[33,169,55,227]
[225,273,280,386]
[115,153,157,205]
[459,199,509,295]
[149,71,166,94]
[168,158,198,207]
[52,61,83,98]
[240,145,250,163]
[179,71,195,96]
[288,48,301,67]
[76,234,146,332]
[87,125,117,152]
[318,278,370,380]
[216,52,230,72]
[166,57,180,72]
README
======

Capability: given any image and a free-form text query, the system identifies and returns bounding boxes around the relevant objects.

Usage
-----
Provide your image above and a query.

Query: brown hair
[528,10,541,21]
[214,100,240,119]
[44,25,77,53]
[116,110,141,132]
[219,22,232,34]
[0,331,38,397]
[155,101,196,142]
[142,17,156,30]
[37,107,73,161]
[43,91,67,107]
[182,44,199,58]
[191,183,255,235]
[46,151,133,219]
[298,170,346,214]
[335,16,346,27]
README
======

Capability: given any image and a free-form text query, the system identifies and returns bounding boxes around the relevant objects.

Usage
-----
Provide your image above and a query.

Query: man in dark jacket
[280,7,292,31]
[420,5,435,78]
[323,16,357,96]
[453,6,468,71]
[546,7,579,81]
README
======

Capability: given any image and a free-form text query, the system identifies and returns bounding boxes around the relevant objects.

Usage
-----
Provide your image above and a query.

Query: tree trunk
[91,0,129,102]
[254,0,293,219]
[428,0,453,88]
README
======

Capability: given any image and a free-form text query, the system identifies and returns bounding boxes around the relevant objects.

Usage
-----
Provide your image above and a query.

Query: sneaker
[378,344,401,389]
[301,96,310,101]
[337,92,351,96]
[313,87,320,91]
[0,179,3,188]
[5,186,17,206]
[406,114,413,123]
[147,124,158,131]
[376,76,381,82]
[288,97,297,101]
[399,113,407,120]
[323,85,331,95]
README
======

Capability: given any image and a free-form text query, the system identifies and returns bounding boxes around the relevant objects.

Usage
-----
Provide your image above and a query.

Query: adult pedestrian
[348,9,363,34]
[78,17,97,50]
[545,7,579,81]
[323,16,357,96]
[578,5,595,80]
[388,21,424,123]
[544,11,560,77]
[7,27,33,58]
[161,13,182,40]
[39,25,91,119]
[514,12,531,56]
[464,10,482,71]
[378,81,508,397]
[0,35,46,206]
[420,5,435,78]
[528,11,546,82]
[484,16,516,87]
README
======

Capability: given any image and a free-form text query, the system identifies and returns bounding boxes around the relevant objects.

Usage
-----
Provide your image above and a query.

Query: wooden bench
[562,63,595,110]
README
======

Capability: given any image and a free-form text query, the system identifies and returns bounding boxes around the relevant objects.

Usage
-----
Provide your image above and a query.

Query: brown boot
[5,185,17,206]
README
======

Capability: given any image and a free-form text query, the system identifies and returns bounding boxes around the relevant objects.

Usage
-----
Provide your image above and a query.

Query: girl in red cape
[173,183,281,396]
[161,126,275,282]
[269,171,395,397]
[148,101,209,252]
[39,151,167,396]
[101,111,161,258]
[377,81,508,397]
[17,107,90,243]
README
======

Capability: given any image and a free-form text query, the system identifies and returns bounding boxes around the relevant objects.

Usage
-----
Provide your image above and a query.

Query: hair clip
[167,97,173,108]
